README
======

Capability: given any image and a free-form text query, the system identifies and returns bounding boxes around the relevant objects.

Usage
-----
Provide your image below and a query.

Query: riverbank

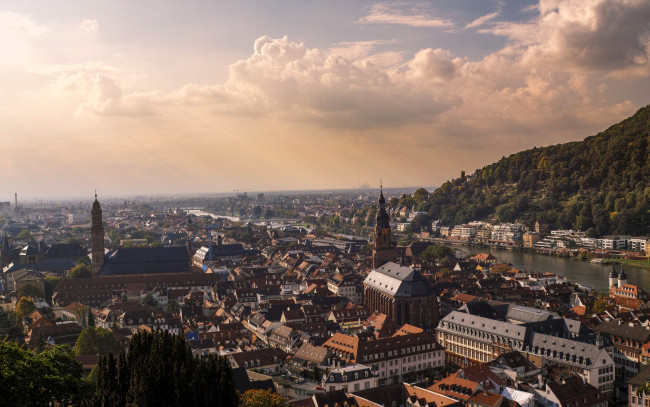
[478,247,650,292]
[610,258,650,269]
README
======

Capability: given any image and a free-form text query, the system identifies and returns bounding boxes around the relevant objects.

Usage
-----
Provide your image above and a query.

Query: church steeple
[375,185,391,232]
[91,193,105,275]
[372,185,396,268]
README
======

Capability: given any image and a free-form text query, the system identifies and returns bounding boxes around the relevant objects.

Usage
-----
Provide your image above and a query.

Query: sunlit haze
[3,0,650,199]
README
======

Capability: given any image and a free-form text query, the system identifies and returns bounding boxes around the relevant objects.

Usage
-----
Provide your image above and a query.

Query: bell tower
[372,185,397,268]
[91,193,105,275]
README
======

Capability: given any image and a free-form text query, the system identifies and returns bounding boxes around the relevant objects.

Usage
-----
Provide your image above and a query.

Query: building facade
[364,262,439,328]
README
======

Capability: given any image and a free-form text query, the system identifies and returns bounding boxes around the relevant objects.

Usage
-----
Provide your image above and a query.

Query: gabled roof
[594,319,650,342]
[100,246,190,276]
[546,376,606,406]
[363,262,432,297]
[403,383,463,407]
[229,347,288,367]
[428,372,480,401]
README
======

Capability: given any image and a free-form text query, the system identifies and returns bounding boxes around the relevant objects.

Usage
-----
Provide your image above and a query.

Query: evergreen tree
[92,330,237,407]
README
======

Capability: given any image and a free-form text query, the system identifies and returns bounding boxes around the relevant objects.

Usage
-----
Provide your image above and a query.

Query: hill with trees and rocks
[425,104,650,236]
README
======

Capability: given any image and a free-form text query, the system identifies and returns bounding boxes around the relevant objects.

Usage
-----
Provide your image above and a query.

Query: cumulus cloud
[3,1,650,195]
[482,0,650,72]
[405,48,464,84]
[78,74,154,117]
[357,3,454,28]
[220,36,450,128]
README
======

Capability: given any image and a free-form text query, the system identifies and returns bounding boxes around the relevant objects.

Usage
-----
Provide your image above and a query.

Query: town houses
[2,188,649,406]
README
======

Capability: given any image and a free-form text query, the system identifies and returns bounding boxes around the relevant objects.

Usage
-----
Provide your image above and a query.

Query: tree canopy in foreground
[93,330,238,407]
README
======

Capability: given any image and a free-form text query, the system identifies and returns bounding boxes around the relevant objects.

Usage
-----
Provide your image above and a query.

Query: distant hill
[427,104,650,236]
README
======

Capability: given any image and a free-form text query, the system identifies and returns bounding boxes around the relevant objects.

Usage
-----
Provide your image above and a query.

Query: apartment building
[323,326,445,384]
[322,363,378,392]
[436,302,615,394]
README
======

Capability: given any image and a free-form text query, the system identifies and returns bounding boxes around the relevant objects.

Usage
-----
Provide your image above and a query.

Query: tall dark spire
[376,185,390,229]
[373,185,395,269]
[91,193,105,275]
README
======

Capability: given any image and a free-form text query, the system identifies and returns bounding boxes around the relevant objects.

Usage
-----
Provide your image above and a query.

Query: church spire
[372,185,396,268]
[91,193,105,275]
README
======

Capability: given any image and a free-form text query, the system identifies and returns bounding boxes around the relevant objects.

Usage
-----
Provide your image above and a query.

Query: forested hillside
[427,104,650,236]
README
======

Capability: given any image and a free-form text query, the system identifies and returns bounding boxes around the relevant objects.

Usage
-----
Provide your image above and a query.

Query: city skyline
[3,0,650,197]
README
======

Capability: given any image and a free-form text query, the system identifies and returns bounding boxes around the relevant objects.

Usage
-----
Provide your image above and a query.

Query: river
[184,209,240,222]
[472,247,650,292]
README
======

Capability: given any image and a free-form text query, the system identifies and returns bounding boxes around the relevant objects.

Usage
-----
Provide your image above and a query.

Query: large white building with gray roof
[525,332,614,393]
[436,301,615,395]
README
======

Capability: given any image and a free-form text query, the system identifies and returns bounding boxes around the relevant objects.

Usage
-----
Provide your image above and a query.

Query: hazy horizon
[3,0,650,198]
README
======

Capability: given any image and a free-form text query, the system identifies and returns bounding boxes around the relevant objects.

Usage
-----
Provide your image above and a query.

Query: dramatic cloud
[357,3,454,28]
[2,1,649,196]
[483,0,650,72]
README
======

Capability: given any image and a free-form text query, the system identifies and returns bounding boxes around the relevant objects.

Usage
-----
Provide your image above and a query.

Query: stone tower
[618,268,627,288]
[609,267,618,288]
[372,186,397,269]
[91,193,105,275]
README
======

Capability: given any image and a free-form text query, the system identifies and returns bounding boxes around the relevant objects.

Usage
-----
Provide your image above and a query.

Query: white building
[322,363,378,392]
[628,238,649,253]
[491,223,523,242]
[598,236,629,250]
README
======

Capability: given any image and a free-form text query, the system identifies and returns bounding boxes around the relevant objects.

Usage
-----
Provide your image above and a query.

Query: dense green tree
[0,311,25,343]
[425,104,650,235]
[592,299,608,315]
[18,282,44,299]
[16,297,36,318]
[69,263,93,278]
[413,188,430,204]
[419,245,453,261]
[399,195,416,209]
[75,327,122,356]
[410,214,432,232]
[92,330,238,407]
[0,341,92,406]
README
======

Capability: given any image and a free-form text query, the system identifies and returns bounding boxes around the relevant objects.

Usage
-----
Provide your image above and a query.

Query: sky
[2,0,650,200]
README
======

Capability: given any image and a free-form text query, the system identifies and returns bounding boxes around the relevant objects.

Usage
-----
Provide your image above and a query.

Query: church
[90,194,192,276]
[52,195,218,306]
[363,188,439,328]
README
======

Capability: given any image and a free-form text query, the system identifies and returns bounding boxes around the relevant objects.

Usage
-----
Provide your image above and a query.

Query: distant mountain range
[426,104,650,236]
